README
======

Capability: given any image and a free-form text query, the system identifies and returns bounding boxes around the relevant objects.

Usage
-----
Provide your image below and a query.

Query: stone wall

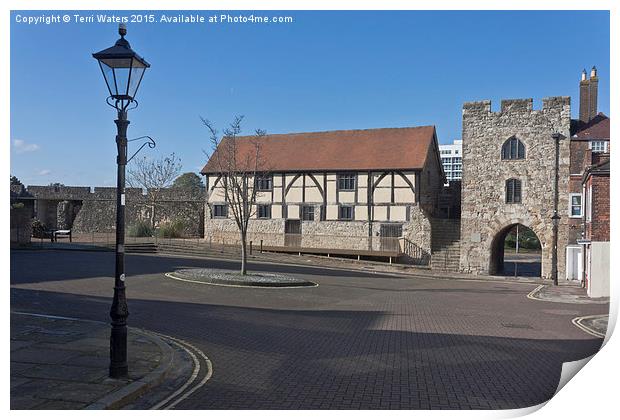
[204,203,432,254]
[10,207,33,244]
[24,185,205,236]
[419,138,445,213]
[459,97,571,278]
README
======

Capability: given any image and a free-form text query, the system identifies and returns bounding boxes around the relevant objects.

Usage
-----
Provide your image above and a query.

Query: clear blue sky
[10,10,609,187]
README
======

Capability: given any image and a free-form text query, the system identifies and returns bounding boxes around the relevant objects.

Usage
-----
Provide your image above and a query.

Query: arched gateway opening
[489,224,542,277]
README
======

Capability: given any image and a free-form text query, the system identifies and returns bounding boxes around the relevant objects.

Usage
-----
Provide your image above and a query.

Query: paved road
[502,253,541,277]
[10,250,606,409]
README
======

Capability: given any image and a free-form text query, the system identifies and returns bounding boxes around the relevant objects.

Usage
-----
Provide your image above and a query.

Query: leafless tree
[202,115,267,275]
[128,153,182,230]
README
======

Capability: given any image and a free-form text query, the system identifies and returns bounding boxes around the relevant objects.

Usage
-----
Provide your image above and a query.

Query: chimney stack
[579,66,599,123]
[588,66,598,121]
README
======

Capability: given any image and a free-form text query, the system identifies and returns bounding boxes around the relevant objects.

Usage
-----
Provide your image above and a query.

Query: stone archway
[489,223,542,277]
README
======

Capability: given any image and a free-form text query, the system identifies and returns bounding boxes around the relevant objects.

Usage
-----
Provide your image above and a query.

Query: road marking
[149,333,213,410]
[164,272,319,289]
[571,315,607,339]
[526,284,546,301]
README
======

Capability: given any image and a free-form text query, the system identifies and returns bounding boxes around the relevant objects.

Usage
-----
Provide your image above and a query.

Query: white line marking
[571,315,607,339]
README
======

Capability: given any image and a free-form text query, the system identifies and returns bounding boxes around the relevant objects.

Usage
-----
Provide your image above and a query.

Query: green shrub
[127,220,153,237]
[156,219,186,238]
[31,218,47,238]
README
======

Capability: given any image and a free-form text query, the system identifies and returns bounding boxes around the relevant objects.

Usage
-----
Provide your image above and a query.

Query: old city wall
[460,97,571,278]
[25,185,205,236]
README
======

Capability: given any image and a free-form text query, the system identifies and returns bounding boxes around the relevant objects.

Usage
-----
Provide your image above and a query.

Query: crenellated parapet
[24,185,204,202]
[463,96,570,117]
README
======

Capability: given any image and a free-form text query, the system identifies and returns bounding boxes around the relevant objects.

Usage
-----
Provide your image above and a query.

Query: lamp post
[551,132,565,286]
[93,24,150,378]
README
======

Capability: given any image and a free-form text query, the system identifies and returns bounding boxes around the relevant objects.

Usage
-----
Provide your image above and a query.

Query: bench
[53,229,72,243]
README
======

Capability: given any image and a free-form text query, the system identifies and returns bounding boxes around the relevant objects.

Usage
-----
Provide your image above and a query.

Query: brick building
[201,126,445,261]
[565,67,610,283]
[581,158,610,297]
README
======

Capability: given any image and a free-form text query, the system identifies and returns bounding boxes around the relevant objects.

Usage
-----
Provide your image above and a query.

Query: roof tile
[201,126,436,174]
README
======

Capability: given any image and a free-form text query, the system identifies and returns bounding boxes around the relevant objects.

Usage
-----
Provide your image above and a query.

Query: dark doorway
[379,223,402,252]
[489,224,542,277]
[284,219,301,248]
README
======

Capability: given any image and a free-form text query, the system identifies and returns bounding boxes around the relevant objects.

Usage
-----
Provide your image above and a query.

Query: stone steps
[125,242,158,254]
[156,242,244,259]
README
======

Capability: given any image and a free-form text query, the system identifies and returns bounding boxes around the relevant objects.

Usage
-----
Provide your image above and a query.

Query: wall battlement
[463,96,570,116]
[25,185,204,202]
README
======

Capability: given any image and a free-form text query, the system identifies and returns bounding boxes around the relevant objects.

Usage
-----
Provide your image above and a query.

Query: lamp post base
[109,321,128,378]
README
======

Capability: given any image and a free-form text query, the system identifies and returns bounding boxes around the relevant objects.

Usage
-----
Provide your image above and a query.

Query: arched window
[505,179,522,203]
[501,137,525,160]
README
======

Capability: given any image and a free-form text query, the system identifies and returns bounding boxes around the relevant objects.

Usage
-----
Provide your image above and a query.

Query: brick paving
[10,313,166,409]
[10,250,607,409]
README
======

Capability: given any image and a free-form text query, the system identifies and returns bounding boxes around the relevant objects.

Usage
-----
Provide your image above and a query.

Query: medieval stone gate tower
[459,97,571,278]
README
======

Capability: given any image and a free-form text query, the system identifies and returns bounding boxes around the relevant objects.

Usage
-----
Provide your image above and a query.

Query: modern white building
[439,139,462,182]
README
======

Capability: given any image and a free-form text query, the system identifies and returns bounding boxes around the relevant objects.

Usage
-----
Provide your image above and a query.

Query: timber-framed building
[201,126,445,262]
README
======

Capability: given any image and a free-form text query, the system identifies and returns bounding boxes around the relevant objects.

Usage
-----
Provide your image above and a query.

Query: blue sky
[10,10,609,186]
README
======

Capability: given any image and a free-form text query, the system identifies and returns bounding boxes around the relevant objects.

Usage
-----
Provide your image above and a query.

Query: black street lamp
[93,24,150,378]
[551,132,565,287]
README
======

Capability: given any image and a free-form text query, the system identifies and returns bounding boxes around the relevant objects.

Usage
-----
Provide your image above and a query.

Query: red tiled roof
[571,113,610,141]
[201,126,437,174]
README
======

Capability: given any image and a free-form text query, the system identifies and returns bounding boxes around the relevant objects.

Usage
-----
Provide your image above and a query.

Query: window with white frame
[590,141,608,153]
[569,193,582,218]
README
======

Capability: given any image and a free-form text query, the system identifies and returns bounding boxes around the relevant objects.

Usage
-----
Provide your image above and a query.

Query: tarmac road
[10,249,606,409]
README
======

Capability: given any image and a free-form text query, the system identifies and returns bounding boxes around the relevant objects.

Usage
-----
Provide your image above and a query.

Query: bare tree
[128,153,182,230]
[202,115,267,275]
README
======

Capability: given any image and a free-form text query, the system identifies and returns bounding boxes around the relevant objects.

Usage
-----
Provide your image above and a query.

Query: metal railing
[400,238,431,265]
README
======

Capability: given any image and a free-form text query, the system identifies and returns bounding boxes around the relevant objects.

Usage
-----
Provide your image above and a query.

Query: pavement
[10,312,184,409]
[528,284,610,305]
[10,249,609,410]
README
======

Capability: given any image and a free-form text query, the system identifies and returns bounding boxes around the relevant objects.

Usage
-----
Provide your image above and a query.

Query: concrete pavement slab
[10,313,177,410]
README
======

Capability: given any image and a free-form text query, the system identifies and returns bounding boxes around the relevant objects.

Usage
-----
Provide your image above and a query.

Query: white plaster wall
[326,204,338,219]
[374,206,387,220]
[355,206,368,221]
[306,187,322,202]
[391,206,407,221]
[339,191,355,203]
[394,188,415,203]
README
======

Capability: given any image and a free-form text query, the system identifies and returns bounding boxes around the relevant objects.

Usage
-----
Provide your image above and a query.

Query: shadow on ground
[10,287,603,410]
[10,250,396,285]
